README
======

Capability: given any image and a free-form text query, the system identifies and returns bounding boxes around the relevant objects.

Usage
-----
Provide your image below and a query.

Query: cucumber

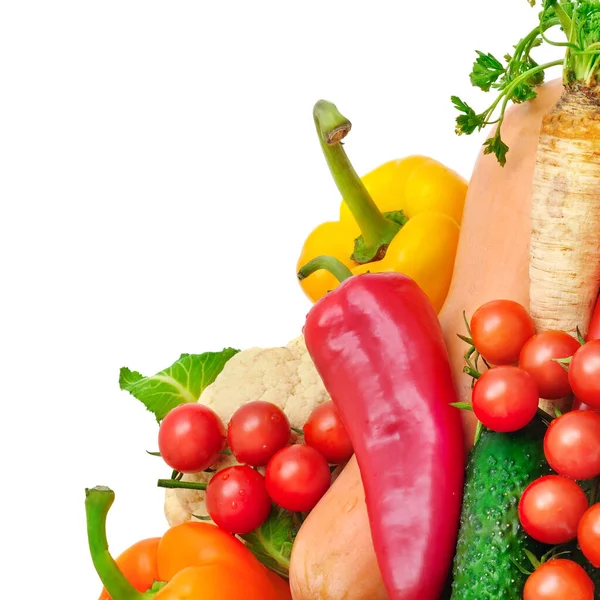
[451,419,551,599]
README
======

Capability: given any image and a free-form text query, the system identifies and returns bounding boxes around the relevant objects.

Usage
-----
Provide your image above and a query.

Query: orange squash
[289,456,386,600]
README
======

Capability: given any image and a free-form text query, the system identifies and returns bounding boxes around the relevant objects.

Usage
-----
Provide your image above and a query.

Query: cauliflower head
[164,335,330,526]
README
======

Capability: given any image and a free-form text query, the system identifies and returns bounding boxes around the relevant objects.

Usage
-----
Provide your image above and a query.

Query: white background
[1,1,561,597]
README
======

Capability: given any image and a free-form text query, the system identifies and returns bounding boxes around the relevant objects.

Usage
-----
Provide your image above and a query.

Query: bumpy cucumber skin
[451,420,550,599]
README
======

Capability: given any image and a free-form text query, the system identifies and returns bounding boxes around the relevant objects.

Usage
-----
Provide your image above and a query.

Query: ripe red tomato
[205,466,271,534]
[303,401,353,464]
[519,331,580,399]
[471,366,539,432]
[578,503,600,568]
[227,401,291,466]
[569,340,600,408]
[524,559,594,600]
[470,300,535,365]
[158,404,226,473]
[265,445,331,512]
[544,411,600,480]
[519,475,588,545]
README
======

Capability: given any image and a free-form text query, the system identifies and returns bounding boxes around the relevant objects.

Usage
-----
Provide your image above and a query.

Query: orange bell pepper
[86,486,290,600]
[98,538,160,600]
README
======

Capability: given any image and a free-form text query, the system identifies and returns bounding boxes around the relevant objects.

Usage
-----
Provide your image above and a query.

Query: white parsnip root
[530,87,600,413]
[530,87,600,338]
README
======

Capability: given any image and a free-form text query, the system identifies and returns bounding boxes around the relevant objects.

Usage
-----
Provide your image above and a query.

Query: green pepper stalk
[297,255,354,283]
[313,100,406,264]
[86,486,158,600]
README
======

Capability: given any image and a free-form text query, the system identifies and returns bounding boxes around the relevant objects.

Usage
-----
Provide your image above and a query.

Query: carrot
[452,1,600,345]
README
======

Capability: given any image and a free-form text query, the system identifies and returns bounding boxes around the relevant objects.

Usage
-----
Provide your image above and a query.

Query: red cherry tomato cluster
[156,400,352,535]
[466,298,600,593]
[518,410,600,565]
[467,299,600,432]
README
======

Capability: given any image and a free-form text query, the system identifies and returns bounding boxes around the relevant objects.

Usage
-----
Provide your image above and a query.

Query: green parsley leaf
[120,348,239,421]
[451,96,484,135]
[470,51,505,91]
[483,133,509,167]
[241,508,303,578]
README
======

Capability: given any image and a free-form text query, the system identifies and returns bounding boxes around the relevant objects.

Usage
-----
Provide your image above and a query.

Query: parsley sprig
[453,0,600,166]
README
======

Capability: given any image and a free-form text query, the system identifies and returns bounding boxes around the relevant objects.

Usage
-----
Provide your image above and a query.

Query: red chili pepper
[586,292,600,341]
[300,264,464,600]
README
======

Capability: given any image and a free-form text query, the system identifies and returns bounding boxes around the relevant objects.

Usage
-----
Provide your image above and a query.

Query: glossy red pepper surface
[303,272,464,600]
[586,293,600,341]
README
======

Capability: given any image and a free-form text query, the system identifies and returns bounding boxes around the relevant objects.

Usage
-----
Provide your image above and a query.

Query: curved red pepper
[586,292,600,341]
[303,272,464,600]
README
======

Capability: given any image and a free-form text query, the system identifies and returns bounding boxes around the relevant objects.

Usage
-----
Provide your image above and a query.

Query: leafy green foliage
[508,59,544,103]
[120,348,239,421]
[470,52,505,91]
[576,2,600,47]
[241,508,303,578]
[451,97,484,135]
[483,134,510,167]
[451,0,573,164]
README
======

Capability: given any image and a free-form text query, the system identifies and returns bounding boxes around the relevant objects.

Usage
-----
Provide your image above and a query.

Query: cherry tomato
[569,340,600,408]
[227,401,291,467]
[98,538,160,599]
[524,559,594,600]
[519,475,588,544]
[265,445,331,512]
[158,404,226,473]
[205,466,271,534]
[303,401,353,464]
[470,300,535,365]
[519,331,580,399]
[544,411,600,480]
[578,503,600,568]
[471,366,539,432]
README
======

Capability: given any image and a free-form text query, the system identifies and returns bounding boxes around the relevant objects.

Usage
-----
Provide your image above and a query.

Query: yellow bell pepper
[351,211,459,313]
[339,156,467,225]
[297,100,467,311]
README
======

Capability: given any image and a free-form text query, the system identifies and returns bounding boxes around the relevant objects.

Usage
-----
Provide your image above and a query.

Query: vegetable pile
[85,1,600,598]
[86,93,465,599]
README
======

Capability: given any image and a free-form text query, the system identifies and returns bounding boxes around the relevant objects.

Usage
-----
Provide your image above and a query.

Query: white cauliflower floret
[164,335,330,527]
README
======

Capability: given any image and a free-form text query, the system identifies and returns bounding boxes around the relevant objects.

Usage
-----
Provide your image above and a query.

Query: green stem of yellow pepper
[297,255,353,284]
[86,486,155,600]
[313,100,400,261]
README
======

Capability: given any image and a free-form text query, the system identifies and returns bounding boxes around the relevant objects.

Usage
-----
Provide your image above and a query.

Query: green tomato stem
[312,100,399,251]
[85,486,153,600]
[297,255,354,284]
[157,479,208,491]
